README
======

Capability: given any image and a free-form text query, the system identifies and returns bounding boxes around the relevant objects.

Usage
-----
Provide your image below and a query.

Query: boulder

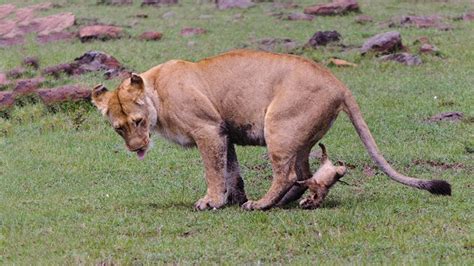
[308,31,341,47]
[216,0,255,10]
[379,53,422,66]
[79,25,123,42]
[462,11,474,21]
[360,31,402,55]
[304,0,359,16]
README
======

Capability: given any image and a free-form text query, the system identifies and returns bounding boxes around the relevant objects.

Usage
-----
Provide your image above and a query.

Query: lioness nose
[127,138,147,150]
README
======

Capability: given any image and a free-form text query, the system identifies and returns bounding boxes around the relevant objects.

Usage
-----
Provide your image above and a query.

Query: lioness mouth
[136,148,147,160]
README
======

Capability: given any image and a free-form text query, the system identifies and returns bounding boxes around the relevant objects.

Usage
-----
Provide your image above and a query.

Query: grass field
[1,0,473,264]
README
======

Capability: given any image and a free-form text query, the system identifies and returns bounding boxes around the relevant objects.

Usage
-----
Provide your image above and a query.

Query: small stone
[0,91,14,109]
[0,72,10,87]
[79,25,123,42]
[327,58,357,67]
[162,11,176,19]
[308,31,341,47]
[379,53,422,66]
[419,43,439,54]
[304,0,359,16]
[180,27,206,37]
[142,0,178,6]
[216,0,255,10]
[97,0,133,5]
[355,15,372,24]
[138,31,163,41]
[462,11,474,21]
[6,67,26,79]
[425,112,464,123]
[287,12,314,21]
[360,31,402,55]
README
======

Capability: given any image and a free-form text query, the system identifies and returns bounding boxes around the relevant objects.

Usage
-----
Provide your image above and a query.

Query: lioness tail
[343,91,451,195]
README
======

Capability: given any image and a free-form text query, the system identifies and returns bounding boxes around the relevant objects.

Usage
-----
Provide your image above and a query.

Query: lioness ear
[91,84,111,115]
[131,73,144,86]
[128,73,145,104]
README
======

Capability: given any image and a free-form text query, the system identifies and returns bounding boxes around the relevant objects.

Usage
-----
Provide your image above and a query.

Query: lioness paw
[194,195,226,211]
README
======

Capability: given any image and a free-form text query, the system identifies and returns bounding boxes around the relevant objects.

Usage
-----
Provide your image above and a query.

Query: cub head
[91,73,151,160]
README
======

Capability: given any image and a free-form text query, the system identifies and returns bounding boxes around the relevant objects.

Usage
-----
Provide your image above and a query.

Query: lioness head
[91,74,151,160]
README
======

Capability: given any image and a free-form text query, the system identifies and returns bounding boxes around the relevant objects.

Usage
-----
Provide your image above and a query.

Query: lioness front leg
[194,127,228,211]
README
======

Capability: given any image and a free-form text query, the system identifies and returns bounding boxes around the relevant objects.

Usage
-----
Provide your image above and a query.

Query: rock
[360,31,402,55]
[420,43,439,54]
[180,27,206,37]
[355,15,372,24]
[22,57,40,69]
[138,31,163,41]
[216,0,255,10]
[134,14,149,19]
[6,67,26,79]
[0,91,14,109]
[425,112,463,123]
[363,165,376,177]
[42,64,74,78]
[13,77,45,95]
[162,11,176,19]
[142,0,178,6]
[0,72,10,87]
[327,58,357,67]
[0,4,16,20]
[308,31,341,47]
[97,0,133,5]
[0,7,75,47]
[287,12,314,21]
[79,25,123,42]
[397,15,452,31]
[38,85,91,105]
[304,0,359,16]
[42,51,125,79]
[379,53,422,66]
[257,38,299,52]
[462,11,474,21]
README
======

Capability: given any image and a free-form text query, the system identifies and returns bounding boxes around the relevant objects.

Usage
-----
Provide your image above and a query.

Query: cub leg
[225,143,248,205]
[193,126,228,211]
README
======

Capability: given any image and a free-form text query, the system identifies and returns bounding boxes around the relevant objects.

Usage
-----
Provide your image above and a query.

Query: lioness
[91,49,451,211]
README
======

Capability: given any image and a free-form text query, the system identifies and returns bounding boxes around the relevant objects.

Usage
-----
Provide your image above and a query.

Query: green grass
[1,0,473,264]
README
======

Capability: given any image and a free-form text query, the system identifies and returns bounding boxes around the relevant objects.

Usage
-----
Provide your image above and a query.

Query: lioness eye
[134,118,143,127]
[115,127,124,135]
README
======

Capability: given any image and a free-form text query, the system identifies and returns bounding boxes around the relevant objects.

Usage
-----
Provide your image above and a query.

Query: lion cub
[298,143,346,209]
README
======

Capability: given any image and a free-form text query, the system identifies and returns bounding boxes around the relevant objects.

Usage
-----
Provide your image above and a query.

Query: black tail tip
[426,180,451,196]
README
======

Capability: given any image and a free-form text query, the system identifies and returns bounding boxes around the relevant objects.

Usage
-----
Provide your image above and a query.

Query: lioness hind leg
[242,149,298,210]
[277,147,313,206]
[226,143,247,205]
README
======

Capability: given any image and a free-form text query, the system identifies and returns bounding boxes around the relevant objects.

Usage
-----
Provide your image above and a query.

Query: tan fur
[297,144,346,209]
[92,49,451,211]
